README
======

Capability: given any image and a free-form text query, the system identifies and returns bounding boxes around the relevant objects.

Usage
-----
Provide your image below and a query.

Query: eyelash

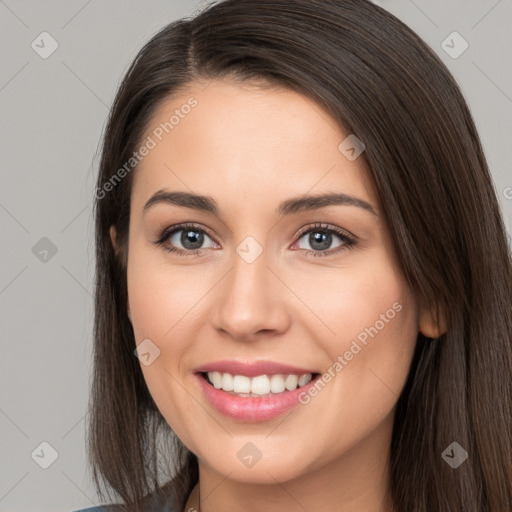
[153,222,356,258]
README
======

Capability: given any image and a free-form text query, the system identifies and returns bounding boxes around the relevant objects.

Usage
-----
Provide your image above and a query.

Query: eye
[154,223,218,255]
[153,222,356,258]
[292,223,356,257]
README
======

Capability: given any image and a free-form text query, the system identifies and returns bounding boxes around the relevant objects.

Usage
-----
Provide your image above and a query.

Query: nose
[210,245,292,342]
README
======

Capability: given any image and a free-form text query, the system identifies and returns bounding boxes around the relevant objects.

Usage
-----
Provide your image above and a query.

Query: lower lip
[195,373,320,422]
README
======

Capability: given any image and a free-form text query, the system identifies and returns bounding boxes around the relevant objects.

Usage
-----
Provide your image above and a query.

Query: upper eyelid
[295,223,354,239]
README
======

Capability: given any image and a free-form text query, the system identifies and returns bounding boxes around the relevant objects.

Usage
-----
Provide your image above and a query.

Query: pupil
[181,229,204,250]
[310,231,331,251]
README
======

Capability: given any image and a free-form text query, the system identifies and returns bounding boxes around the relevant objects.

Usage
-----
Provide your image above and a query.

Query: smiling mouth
[199,371,321,398]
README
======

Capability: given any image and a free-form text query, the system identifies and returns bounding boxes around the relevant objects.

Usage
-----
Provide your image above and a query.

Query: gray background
[0,0,510,510]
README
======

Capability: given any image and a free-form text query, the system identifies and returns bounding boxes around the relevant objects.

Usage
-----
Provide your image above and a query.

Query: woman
[76,0,512,510]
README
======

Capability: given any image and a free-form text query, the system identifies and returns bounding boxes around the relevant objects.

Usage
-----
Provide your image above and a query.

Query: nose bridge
[231,238,270,298]
[210,237,290,338]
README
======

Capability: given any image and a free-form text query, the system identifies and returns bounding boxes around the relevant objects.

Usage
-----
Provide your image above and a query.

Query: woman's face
[117,79,424,484]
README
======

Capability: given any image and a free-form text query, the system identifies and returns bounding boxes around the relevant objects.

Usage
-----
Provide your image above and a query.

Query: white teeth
[298,373,312,386]
[210,371,222,389]
[285,374,299,391]
[206,372,314,396]
[221,372,234,391]
[270,374,285,393]
[251,375,271,395]
[233,375,251,393]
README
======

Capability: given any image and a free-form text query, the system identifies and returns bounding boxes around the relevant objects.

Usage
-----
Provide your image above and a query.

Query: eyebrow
[143,190,377,217]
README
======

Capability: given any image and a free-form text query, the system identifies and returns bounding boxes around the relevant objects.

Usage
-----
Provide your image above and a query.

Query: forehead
[130,79,379,217]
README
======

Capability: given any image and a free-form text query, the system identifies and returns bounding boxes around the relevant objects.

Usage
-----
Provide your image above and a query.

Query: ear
[109,225,118,253]
[109,224,131,321]
[419,303,447,339]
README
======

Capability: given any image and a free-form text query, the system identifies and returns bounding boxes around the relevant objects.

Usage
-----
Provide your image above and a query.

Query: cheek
[290,254,415,349]
[335,262,417,377]
[294,252,418,400]
[286,261,417,463]
[126,246,201,342]
[126,250,199,440]
[126,243,209,421]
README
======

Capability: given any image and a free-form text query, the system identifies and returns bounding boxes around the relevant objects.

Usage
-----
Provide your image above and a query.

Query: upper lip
[195,360,318,377]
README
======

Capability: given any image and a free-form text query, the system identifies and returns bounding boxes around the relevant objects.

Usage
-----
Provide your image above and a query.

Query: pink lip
[194,359,317,377]
[195,372,321,422]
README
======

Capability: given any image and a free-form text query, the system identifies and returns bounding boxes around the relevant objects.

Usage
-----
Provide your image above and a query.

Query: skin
[110,79,444,512]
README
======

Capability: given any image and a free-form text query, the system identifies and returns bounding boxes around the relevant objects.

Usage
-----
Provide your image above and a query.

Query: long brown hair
[88,1,512,510]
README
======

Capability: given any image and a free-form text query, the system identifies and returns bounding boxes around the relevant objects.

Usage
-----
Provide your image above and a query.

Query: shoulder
[71,505,180,512]
[71,507,118,512]
[71,506,124,512]
[71,489,181,512]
